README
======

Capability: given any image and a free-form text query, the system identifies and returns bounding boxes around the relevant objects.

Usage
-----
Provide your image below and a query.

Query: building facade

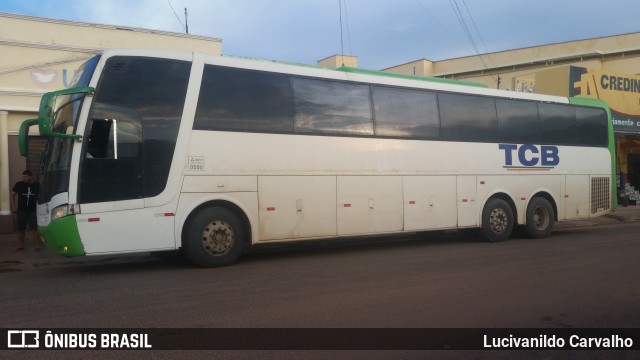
[0,13,221,232]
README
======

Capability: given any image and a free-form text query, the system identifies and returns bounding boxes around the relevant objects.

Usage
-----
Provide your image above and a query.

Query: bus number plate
[188,156,205,171]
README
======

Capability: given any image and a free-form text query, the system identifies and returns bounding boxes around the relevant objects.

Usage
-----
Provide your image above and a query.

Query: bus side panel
[182,176,258,194]
[258,176,337,241]
[403,176,457,231]
[77,203,176,254]
[457,176,478,227]
[337,176,403,236]
[565,175,590,219]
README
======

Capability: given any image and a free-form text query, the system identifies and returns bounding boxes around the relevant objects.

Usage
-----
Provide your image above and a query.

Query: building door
[628,154,640,190]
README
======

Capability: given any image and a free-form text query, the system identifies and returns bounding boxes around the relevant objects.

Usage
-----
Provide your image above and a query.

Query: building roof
[0,12,221,43]
[383,32,640,75]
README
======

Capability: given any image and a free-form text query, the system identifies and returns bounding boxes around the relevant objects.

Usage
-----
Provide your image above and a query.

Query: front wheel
[183,207,245,267]
[525,197,555,239]
[481,198,514,242]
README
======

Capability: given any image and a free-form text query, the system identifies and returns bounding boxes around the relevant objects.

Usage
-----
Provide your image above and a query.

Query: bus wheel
[183,207,245,267]
[481,198,514,242]
[525,197,555,239]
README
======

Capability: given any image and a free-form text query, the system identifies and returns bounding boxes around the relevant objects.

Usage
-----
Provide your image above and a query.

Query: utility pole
[185,7,189,34]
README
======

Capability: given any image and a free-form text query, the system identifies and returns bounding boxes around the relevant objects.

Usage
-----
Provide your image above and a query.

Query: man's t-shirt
[12,181,39,213]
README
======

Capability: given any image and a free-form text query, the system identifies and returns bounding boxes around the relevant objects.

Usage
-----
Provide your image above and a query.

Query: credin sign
[572,67,640,132]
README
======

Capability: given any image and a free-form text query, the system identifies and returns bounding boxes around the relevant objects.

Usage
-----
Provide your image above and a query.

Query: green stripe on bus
[39,215,85,257]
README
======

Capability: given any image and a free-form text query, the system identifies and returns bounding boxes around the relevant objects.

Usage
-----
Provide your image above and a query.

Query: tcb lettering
[540,146,559,166]
[499,144,559,167]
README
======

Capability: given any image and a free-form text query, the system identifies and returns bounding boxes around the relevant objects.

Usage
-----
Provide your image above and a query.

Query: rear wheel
[183,207,245,267]
[525,197,555,238]
[481,198,514,242]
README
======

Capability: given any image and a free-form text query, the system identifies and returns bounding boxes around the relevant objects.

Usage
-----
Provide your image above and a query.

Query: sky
[1,0,639,70]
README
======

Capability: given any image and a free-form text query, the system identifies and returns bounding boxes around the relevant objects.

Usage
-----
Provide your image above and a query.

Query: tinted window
[576,107,608,147]
[372,86,439,138]
[439,93,497,142]
[292,78,373,135]
[539,103,578,145]
[496,99,540,144]
[80,57,190,203]
[81,104,143,203]
[194,66,294,132]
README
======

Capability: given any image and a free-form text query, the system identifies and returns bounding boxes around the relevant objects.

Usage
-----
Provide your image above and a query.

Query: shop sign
[571,67,640,132]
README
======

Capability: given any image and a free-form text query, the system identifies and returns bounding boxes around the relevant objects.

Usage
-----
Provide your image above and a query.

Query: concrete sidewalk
[0,228,156,273]
[555,203,640,228]
[2,205,640,271]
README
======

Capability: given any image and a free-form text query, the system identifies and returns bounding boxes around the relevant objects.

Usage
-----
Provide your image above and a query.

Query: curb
[604,214,626,222]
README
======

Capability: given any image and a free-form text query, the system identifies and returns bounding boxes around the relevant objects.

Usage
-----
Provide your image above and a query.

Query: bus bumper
[39,215,85,256]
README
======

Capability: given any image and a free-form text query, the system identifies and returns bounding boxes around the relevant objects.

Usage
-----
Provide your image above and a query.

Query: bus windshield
[38,55,100,203]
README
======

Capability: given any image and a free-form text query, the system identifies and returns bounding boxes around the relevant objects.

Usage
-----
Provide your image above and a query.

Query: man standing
[10,170,41,251]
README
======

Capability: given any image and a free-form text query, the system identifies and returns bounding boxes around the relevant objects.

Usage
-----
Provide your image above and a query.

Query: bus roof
[220,53,488,88]
[99,49,569,104]
[336,66,488,88]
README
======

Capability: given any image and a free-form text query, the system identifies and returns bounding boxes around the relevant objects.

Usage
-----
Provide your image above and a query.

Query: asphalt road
[1,223,639,358]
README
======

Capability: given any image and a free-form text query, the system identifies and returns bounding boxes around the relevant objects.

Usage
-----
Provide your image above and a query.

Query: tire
[183,207,245,267]
[525,197,555,239]
[481,198,514,242]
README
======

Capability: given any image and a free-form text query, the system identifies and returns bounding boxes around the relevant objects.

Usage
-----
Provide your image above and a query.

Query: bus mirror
[38,86,94,140]
[18,119,42,158]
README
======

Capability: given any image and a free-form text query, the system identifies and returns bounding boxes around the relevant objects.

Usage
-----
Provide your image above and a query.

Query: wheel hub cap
[202,220,234,256]
[490,208,508,234]
[533,207,549,230]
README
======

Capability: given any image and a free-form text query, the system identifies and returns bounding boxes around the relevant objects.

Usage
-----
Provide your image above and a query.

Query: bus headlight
[51,204,79,221]
[51,205,69,221]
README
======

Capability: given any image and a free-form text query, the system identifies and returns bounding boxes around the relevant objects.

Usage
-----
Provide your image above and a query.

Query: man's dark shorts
[16,211,37,231]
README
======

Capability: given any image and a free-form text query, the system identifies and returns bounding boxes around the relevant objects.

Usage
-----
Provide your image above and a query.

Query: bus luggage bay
[20,49,616,267]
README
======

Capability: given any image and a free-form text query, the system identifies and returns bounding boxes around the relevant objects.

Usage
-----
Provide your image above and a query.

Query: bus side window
[85,103,143,159]
[291,77,373,136]
[372,86,439,139]
[80,104,143,203]
[438,93,498,142]
[576,107,608,147]
[86,118,114,159]
[539,103,578,145]
[496,98,541,144]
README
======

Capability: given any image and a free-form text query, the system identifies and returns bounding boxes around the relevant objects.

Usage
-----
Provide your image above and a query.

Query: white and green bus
[20,49,616,267]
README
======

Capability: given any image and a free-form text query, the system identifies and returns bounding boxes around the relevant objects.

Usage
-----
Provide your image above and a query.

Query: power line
[414,0,465,51]
[342,0,353,56]
[449,0,480,58]
[339,0,344,59]
[338,0,354,65]
[448,0,497,83]
[167,0,187,33]
[461,0,490,62]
